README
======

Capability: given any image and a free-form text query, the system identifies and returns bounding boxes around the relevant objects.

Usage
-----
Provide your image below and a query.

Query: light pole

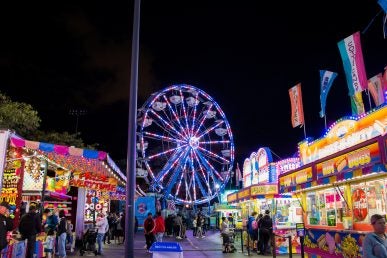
[126,0,141,257]
[69,109,87,134]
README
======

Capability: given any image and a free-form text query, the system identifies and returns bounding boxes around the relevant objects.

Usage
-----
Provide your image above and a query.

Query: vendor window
[306,187,345,227]
[351,179,386,223]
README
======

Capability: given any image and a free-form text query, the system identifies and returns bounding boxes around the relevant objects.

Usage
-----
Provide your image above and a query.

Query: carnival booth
[0,131,126,258]
[227,147,303,254]
[278,105,387,258]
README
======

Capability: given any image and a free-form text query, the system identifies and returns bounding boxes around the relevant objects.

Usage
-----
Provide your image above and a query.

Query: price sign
[296,223,305,237]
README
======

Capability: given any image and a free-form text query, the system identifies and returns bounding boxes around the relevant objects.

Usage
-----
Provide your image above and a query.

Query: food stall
[227,147,303,254]
[278,105,387,258]
[0,131,126,258]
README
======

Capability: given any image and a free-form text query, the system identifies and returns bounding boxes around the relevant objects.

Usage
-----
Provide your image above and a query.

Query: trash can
[150,242,183,258]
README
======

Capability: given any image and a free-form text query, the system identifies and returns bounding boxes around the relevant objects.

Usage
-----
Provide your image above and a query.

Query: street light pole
[69,109,87,134]
[125,0,141,257]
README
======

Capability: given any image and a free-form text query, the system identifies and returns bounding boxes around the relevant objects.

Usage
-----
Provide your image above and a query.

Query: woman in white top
[221,217,230,252]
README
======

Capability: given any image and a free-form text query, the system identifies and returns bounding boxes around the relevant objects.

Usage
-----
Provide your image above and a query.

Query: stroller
[223,228,237,253]
[80,228,99,256]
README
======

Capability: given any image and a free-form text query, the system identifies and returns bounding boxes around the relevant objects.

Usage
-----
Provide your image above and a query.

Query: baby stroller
[80,228,98,256]
[223,228,237,253]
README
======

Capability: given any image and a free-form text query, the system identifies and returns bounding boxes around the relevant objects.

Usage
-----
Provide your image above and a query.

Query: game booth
[278,105,387,258]
[0,130,126,258]
[227,148,303,254]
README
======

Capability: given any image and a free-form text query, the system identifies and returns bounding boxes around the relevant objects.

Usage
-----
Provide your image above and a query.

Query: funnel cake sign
[70,172,117,191]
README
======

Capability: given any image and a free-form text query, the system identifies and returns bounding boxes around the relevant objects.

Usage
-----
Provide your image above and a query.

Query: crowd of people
[141,210,210,253]
[246,210,273,255]
[0,201,129,258]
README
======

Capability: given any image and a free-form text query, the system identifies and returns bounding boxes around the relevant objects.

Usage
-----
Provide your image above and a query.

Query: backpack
[252,220,258,230]
[0,216,7,250]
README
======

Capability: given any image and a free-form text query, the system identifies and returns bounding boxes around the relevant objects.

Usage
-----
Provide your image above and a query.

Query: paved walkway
[68,230,302,258]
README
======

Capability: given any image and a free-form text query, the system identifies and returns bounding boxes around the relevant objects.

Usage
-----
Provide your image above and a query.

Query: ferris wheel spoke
[192,150,212,195]
[178,89,191,137]
[173,156,189,197]
[197,146,230,165]
[188,151,197,201]
[146,115,182,140]
[199,140,230,145]
[164,150,190,198]
[197,120,224,139]
[192,104,213,136]
[194,171,209,200]
[194,149,223,185]
[190,93,199,136]
[162,95,189,139]
[143,132,185,144]
[150,109,186,140]
[153,148,187,184]
[147,144,188,161]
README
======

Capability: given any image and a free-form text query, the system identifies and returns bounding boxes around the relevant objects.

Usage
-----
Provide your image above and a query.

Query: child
[43,229,55,258]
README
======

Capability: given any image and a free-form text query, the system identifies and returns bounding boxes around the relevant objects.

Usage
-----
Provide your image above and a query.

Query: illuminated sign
[227,193,237,203]
[243,158,252,187]
[316,142,380,179]
[276,158,301,174]
[299,106,387,164]
[250,184,277,195]
[237,188,250,199]
[221,190,238,203]
[258,166,269,183]
[279,167,313,187]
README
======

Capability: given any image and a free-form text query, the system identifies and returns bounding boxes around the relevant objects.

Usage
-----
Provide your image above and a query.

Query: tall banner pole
[126,0,141,257]
[324,115,327,131]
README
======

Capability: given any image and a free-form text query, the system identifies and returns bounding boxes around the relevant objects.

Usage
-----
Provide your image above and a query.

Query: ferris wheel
[137,84,234,205]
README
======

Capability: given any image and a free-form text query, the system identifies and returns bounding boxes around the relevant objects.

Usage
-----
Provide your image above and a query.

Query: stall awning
[9,136,126,184]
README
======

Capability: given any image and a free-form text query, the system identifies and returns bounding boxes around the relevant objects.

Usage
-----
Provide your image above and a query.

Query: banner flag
[368,73,385,106]
[350,91,365,115]
[289,83,305,128]
[235,163,242,186]
[319,70,338,118]
[337,31,368,96]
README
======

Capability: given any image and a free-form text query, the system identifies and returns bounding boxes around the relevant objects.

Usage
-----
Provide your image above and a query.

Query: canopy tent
[9,136,126,184]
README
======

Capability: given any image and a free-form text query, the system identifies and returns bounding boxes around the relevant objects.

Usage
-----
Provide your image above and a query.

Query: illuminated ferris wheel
[137,84,234,205]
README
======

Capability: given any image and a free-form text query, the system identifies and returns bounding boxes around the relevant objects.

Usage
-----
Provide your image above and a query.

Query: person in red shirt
[153,211,165,242]
[143,212,155,253]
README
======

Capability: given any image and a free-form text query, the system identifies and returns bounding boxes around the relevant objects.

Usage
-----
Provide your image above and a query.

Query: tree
[0,91,41,136]
[0,91,96,149]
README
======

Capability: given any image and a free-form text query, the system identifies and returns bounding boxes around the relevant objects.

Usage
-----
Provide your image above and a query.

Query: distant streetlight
[69,109,87,134]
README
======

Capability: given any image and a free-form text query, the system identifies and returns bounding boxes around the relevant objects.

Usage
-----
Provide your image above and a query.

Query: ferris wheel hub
[189,136,199,149]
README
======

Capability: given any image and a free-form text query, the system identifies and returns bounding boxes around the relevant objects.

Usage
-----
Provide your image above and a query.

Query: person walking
[363,213,387,257]
[221,217,231,253]
[144,212,155,253]
[153,211,165,242]
[192,216,197,237]
[95,213,109,255]
[56,210,67,258]
[196,214,205,238]
[0,202,13,253]
[19,204,41,258]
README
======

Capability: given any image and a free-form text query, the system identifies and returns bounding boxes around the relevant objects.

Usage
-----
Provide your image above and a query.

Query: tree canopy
[0,91,93,148]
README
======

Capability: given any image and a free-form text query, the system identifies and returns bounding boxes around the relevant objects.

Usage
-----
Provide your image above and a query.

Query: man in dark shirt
[19,205,42,258]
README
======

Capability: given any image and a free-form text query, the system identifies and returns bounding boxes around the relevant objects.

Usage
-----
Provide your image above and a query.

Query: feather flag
[337,31,368,96]
[368,73,385,106]
[351,91,365,115]
[289,83,305,128]
[319,70,338,118]
[235,163,242,186]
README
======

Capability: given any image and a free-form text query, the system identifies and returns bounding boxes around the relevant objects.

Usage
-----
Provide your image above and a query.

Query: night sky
[0,1,386,169]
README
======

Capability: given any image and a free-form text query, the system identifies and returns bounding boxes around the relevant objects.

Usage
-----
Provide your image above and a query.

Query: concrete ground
[68,229,302,258]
